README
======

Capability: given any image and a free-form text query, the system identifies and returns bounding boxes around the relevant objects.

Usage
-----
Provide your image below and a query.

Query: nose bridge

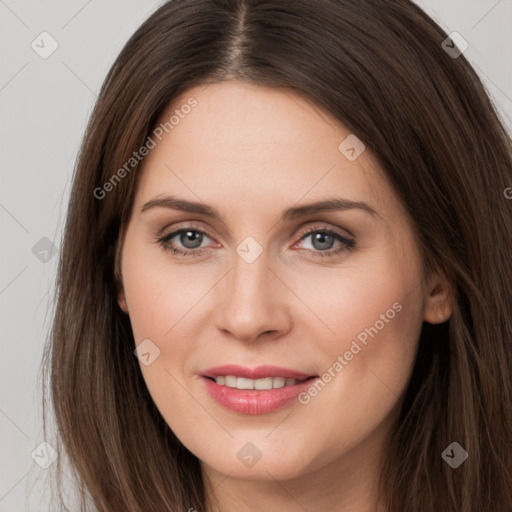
[230,233,272,298]
[216,239,287,340]
[230,244,272,314]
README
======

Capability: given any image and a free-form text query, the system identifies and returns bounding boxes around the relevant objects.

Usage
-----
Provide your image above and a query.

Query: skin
[116,80,453,512]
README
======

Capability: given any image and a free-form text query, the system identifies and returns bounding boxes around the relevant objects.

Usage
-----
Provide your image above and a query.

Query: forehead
[133,80,399,221]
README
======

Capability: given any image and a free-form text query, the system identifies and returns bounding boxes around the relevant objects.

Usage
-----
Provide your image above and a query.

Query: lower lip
[201,376,318,415]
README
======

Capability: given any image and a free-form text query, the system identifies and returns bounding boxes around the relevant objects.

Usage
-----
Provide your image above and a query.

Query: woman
[42,0,512,510]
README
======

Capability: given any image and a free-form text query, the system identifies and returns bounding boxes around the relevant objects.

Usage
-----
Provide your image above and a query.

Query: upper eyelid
[295,223,353,240]
[160,222,353,246]
[154,209,358,239]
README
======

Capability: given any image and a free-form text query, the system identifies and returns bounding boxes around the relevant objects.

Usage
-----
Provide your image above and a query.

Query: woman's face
[117,80,450,485]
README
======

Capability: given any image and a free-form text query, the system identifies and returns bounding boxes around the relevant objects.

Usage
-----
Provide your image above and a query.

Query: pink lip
[200,365,318,415]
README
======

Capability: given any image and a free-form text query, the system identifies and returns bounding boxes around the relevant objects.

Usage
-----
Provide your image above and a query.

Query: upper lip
[201,365,316,380]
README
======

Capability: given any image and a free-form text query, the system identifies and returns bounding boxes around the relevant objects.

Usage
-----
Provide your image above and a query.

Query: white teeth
[255,377,273,390]
[272,377,285,388]
[237,377,254,390]
[213,375,299,389]
[224,376,237,388]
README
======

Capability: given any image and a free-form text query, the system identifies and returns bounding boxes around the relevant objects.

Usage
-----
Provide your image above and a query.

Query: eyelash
[155,223,355,259]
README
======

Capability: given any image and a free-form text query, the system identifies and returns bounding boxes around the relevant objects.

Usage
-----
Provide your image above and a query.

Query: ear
[114,233,129,314]
[117,282,129,314]
[423,269,454,324]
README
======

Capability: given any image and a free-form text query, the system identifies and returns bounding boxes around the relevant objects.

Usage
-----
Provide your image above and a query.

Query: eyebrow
[140,195,378,221]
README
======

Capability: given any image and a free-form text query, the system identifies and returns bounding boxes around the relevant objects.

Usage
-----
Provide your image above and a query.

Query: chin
[204,456,311,481]
[195,436,319,481]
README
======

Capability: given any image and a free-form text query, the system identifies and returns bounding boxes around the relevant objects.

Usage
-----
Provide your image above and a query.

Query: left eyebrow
[281,198,378,221]
[140,195,379,221]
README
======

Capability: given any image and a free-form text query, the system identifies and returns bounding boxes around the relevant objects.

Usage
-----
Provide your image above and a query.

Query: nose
[214,250,292,343]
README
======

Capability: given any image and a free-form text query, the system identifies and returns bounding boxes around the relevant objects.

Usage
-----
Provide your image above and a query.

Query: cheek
[290,248,424,415]
[121,240,210,341]
[286,247,423,354]
[121,243,218,403]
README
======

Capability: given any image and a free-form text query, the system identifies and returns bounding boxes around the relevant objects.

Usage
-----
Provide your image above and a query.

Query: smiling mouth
[200,364,320,414]
[203,375,313,390]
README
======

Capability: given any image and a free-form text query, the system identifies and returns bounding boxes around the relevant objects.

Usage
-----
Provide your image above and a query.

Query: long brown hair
[41,0,512,510]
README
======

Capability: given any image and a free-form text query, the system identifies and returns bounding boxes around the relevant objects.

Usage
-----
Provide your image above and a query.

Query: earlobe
[423,275,454,324]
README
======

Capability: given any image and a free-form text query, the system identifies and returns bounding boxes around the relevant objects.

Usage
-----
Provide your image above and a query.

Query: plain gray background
[1,0,511,510]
